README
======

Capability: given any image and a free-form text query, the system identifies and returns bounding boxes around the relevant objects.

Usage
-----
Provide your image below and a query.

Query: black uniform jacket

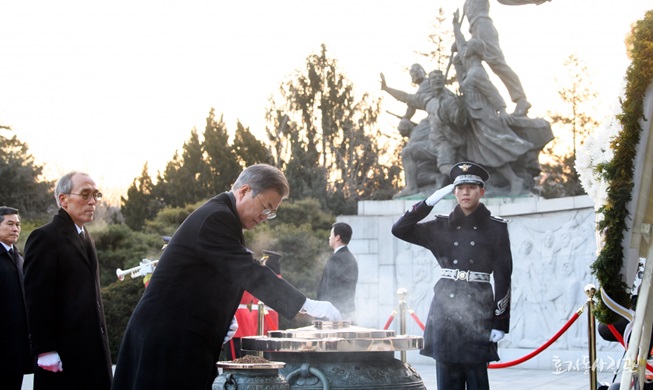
[23,209,113,390]
[317,246,358,321]
[112,192,306,390]
[392,201,512,363]
[0,245,33,376]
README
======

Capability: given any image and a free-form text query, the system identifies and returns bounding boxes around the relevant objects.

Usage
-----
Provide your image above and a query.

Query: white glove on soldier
[425,184,455,206]
[301,298,343,321]
[489,329,505,343]
[223,316,239,343]
[38,351,63,372]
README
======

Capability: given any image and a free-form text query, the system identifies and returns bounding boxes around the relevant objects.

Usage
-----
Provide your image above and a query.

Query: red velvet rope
[488,311,581,369]
[383,306,588,370]
[383,312,396,330]
[410,311,426,331]
[606,323,653,373]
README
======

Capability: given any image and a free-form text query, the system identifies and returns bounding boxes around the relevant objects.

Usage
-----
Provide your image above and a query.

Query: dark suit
[317,246,358,321]
[0,245,32,390]
[112,192,306,390]
[23,209,112,390]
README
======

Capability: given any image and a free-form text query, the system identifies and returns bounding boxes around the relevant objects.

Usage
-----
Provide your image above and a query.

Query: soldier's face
[454,184,484,215]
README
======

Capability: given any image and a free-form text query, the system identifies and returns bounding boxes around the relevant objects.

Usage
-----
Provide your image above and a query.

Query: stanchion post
[584,284,597,390]
[256,301,265,357]
[398,288,408,363]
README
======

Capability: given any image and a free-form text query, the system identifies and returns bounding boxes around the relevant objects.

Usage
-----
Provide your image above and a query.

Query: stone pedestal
[338,195,624,370]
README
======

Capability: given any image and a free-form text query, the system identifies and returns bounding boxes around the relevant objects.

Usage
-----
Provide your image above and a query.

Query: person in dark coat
[112,163,341,390]
[317,222,359,322]
[23,172,112,390]
[392,162,513,390]
[0,206,33,390]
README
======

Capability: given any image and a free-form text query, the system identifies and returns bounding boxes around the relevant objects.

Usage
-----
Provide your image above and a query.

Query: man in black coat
[392,162,513,390]
[0,206,33,390]
[23,172,112,390]
[317,222,359,322]
[112,163,341,390]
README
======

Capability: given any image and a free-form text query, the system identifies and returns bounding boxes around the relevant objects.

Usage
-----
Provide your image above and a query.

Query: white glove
[223,316,238,343]
[425,184,455,206]
[301,298,343,321]
[489,329,505,343]
[38,351,63,372]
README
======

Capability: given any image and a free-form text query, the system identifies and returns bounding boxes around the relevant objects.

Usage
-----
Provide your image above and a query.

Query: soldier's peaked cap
[449,162,490,187]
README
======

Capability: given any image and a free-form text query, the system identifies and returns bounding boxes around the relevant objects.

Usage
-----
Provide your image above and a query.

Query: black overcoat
[317,246,358,321]
[392,201,512,363]
[0,245,33,380]
[112,192,306,390]
[23,209,113,390]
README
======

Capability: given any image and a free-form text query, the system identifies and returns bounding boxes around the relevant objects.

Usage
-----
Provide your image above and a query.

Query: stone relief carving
[392,207,619,351]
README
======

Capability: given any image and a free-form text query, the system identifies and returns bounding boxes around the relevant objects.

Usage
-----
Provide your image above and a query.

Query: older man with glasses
[23,171,113,390]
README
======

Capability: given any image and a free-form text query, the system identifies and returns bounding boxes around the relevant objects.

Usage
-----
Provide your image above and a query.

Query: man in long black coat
[0,206,33,390]
[23,172,112,390]
[317,222,359,322]
[392,162,512,390]
[112,164,341,390]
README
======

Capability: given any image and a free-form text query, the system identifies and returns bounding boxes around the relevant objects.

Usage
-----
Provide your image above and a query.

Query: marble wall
[338,195,625,370]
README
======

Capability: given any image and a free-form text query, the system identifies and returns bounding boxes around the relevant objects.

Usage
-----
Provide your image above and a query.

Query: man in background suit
[0,206,32,389]
[317,222,359,322]
[23,172,112,390]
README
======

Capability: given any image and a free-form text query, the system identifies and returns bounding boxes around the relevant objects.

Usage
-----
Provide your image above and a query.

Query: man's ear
[236,184,250,200]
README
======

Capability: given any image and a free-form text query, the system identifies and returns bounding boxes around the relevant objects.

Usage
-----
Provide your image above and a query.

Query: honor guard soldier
[392,162,513,390]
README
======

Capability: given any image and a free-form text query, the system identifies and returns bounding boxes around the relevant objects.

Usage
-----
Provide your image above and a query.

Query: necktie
[79,230,87,248]
[8,247,24,281]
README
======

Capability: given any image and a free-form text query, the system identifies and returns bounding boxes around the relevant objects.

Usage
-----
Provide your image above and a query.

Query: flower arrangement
[576,10,653,324]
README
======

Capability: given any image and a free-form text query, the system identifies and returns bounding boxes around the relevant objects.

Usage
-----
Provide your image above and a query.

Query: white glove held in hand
[489,329,505,343]
[301,298,343,321]
[38,351,63,372]
[425,184,455,206]
[223,316,239,343]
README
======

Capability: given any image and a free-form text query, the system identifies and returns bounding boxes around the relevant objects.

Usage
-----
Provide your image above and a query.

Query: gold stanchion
[398,288,408,363]
[584,284,597,390]
[257,301,265,357]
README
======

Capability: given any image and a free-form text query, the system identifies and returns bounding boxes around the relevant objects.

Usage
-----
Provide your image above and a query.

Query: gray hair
[232,164,289,198]
[55,171,86,207]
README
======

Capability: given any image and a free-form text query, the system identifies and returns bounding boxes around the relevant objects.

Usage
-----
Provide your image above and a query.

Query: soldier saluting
[392,161,513,390]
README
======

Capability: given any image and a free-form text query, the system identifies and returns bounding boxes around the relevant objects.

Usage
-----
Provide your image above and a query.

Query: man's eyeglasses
[67,192,103,201]
[254,193,277,219]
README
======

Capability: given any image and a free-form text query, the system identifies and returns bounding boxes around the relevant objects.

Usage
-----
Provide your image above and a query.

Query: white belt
[441,268,491,283]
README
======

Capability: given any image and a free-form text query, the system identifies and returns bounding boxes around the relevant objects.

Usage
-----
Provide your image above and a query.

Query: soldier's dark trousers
[436,361,490,390]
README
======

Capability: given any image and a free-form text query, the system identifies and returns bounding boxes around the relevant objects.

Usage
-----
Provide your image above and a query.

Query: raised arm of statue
[452,9,468,57]
[380,72,410,104]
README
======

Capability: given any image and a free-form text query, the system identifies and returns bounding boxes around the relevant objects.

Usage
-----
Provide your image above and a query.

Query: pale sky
[0,1,650,204]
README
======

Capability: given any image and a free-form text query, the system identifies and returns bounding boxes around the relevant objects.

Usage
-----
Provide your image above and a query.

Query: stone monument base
[337,195,625,371]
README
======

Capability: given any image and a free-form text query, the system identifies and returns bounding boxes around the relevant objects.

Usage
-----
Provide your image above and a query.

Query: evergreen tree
[417,6,456,76]
[540,54,599,198]
[232,120,273,167]
[156,129,208,207]
[0,128,53,217]
[121,163,160,231]
[267,44,397,213]
[201,108,240,194]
